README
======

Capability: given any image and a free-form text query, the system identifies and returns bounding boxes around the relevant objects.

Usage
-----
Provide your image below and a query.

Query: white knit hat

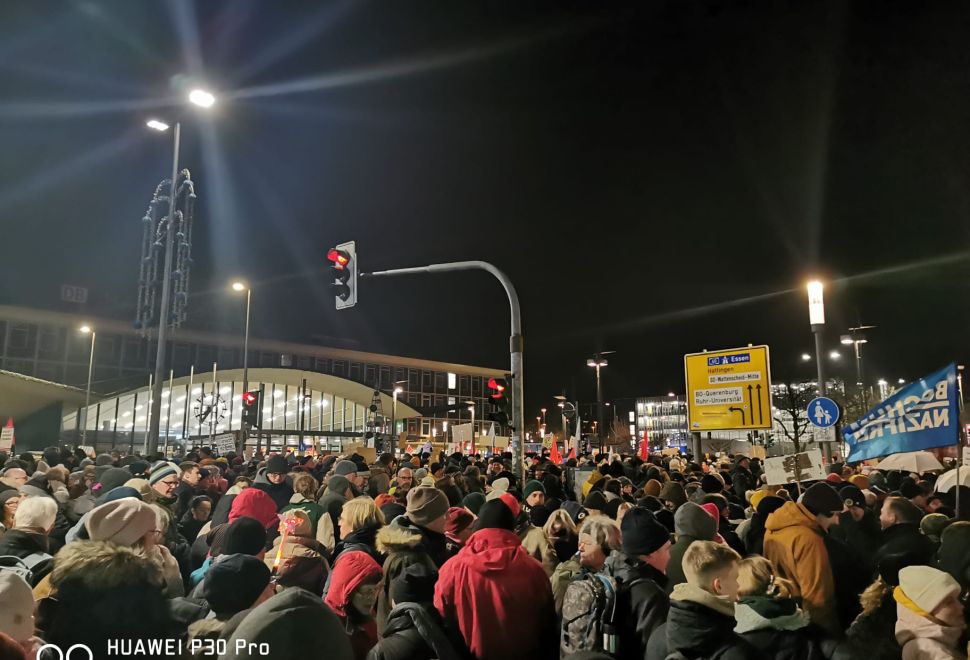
[85,497,158,546]
[0,572,34,642]
[899,565,961,614]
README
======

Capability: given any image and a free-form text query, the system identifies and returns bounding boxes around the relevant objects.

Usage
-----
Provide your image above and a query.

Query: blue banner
[844,363,960,462]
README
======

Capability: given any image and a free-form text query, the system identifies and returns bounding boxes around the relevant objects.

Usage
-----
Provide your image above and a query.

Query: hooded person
[665,502,717,593]
[374,486,453,635]
[599,508,671,660]
[733,556,823,660]
[325,550,385,660]
[265,508,329,596]
[366,563,460,660]
[744,495,786,557]
[254,455,294,512]
[763,482,843,636]
[319,475,354,544]
[894,565,966,659]
[280,472,335,556]
[659,481,688,512]
[434,496,558,660]
[221,587,353,660]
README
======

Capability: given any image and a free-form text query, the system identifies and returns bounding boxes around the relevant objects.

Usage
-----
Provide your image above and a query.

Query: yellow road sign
[684,345,773,431]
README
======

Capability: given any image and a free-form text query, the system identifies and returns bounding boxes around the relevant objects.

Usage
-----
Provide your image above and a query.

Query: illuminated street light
[801,353,812,361]
[146,119,170,132]
[829,351,841,360]
[188,88,216,108]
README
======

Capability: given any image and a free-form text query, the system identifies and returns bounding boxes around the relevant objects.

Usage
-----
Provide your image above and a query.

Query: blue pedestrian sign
[807,397,840,428]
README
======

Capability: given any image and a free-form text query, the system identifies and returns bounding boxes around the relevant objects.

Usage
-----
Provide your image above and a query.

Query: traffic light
[486,376,512,428]
[327,240,357,310]
[242,389,263,429]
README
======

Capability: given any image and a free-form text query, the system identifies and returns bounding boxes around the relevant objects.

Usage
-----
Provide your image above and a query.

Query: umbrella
[876,451,944,474]
[934,467,970,493]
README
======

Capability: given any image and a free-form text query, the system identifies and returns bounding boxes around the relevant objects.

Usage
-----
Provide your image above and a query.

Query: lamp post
[232,281,251,448]
[79,325,96,443]
[466,401,476,452]
[587,352,611,450]
[841,325,875,409]
[391,381,406,451]
[146,87,216,456]
[806,281,827,397]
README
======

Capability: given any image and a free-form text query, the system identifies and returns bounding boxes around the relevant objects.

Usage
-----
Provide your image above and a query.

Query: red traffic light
[242,392,258,406]
[327,248,350,270]
[487,377,506,399]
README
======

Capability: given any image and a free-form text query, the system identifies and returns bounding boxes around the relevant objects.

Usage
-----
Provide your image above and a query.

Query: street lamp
[231,281,252,449]
[587,352,612,450]
[391,381,406,449]
[841,325,875,408]
[806,281,826,396]
[829,351,841,360]
[801,353,812,362]
[79,325,96,443]
[147,87,216,456]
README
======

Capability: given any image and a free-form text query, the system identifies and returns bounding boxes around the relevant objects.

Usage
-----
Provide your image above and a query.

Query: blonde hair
[292,473,319,500]
[579,515,621,555]
[682,540,740,588]
[737,556,796,599]
[543,509,578,538]
[340,497,385,531]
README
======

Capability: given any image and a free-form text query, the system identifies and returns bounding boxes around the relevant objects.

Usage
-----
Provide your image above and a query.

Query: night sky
[3,1,970,429]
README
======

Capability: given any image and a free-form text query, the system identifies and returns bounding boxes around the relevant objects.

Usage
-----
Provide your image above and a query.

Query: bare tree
[772,383,818,454]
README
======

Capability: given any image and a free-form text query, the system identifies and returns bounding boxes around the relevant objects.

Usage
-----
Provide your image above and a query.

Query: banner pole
[957,367,965,518]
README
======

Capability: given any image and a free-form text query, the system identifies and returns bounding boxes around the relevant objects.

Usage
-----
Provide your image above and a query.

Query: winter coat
[333,523,385,567]
[264,522,329,596]
[602,551,669,660]
[281,493,335,555]
[366,602,461,660]
[368,466,392,497]
[253,480,294,512]
[173,481,200,520]
[518,522,558,577]
[646,583,762,660]
[895,602,966,660]
[875,523,937,574]
[745,510,771,557]
[64,492,96,524]
[0,529,53,586]
[830,509,884,578]
[551,557,582,615]
[824,532,868,630]
[434,527,558,660]
[667,502,717,593]
[763,501,840,636]
[734,595,824,660]
[843,594,903,660]
[326,550,384,660]
[375,517,446,635]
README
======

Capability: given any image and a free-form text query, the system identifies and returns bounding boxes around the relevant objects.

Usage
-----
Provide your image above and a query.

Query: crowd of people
[0,443,967,659]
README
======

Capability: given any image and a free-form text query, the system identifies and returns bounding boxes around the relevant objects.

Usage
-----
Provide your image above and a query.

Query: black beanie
[529,504,552,527]
[474,499,516,531]
[899,479,922,500]
[266,455,289,474]
[701,474,723,494]
[801,482,844,516]
[584,491,608,512]
[204,553,271,616]
[621,508,670,557]
[603,499,623,520]
[756,495,786,519]
[224,517,268,556]
[390,563,438,605]
[608,462,625,478]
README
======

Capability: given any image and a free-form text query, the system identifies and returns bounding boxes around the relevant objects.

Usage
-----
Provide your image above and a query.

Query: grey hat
[327,475,351,496]
[334,460,358,477]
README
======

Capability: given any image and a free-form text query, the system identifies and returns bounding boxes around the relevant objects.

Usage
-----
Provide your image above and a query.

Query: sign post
[684,345,773,432]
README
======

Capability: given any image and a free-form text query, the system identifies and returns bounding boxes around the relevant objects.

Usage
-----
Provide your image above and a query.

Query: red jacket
[434,527,557,660]
[229,488,279,529]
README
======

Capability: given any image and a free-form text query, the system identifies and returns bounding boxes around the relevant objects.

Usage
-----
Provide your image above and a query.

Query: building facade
[635,395,689,450]
[0,305,507,444]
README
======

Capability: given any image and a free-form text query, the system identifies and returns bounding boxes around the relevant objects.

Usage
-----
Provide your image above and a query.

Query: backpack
[560,572,620,656]
[0,552,50,584]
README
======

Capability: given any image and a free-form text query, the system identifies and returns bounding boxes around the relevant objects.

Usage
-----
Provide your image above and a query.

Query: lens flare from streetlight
[188,89,216,108]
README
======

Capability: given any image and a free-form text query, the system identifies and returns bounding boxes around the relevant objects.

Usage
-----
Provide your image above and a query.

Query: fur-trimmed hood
[376,517,425,554]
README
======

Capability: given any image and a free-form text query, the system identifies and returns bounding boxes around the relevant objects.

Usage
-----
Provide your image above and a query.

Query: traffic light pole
[363,261,526,485]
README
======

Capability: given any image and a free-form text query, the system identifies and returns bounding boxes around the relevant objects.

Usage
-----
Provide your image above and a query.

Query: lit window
[448,372,457,390]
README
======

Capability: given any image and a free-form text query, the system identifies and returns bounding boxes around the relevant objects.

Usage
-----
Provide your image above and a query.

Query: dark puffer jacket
[365,602,461,660]
[374,518,446,635]
[734,595,825,660]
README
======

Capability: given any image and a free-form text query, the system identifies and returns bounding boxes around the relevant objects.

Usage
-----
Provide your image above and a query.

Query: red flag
[549,439,563,465]
[639,429,649,461]
[567,446,576,460]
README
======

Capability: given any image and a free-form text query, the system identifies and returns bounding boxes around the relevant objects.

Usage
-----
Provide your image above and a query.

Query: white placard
[763,449,826,485]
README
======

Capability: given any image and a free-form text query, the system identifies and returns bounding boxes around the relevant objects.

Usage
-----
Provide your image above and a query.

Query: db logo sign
[36,644,94,660]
